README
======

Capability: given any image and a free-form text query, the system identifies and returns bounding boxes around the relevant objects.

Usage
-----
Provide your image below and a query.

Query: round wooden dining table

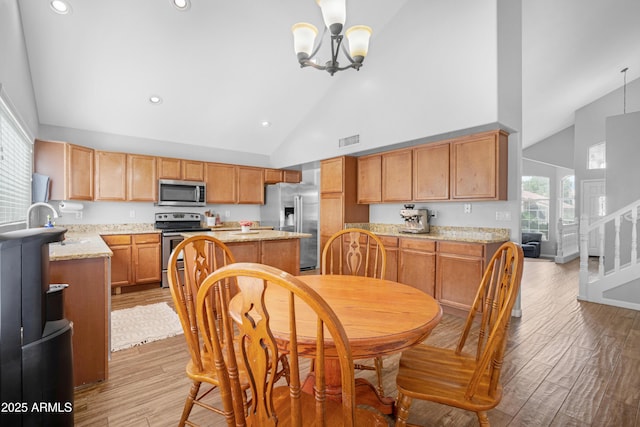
[229,274,443,415]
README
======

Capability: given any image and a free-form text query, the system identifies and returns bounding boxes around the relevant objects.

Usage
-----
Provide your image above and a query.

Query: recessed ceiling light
[149,95,163,105]
[171,0,191,11]
[50,0,72,14]
[261,120,272,128]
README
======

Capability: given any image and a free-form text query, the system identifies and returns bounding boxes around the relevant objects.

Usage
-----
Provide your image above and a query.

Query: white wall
[0,0,39,135]
[523,126,575,169]
[270,0,500,168]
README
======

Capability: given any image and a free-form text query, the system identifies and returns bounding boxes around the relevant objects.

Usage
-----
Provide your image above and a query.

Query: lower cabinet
[398,238,437,297]
[49,257,109,386]
[226,239,300,276]
[384,236,503,314]
[102,233,161,292]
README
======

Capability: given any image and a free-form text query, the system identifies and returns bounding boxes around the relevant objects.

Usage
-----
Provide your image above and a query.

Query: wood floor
[73,258,640,426]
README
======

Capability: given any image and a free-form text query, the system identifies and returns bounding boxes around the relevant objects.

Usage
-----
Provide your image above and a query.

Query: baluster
[557,218,564,258]
[579,214,589,299]
[632,206,638,265]
[598,223,605,278]
[614,216,621,272]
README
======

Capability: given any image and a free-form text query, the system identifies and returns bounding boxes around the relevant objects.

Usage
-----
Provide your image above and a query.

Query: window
[588,142,606,169]
[559,175,575,221]
[521,175,550,239]
[0,91,33,227]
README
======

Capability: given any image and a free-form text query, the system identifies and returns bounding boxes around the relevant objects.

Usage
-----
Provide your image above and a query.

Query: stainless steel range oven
[155,212,209,288]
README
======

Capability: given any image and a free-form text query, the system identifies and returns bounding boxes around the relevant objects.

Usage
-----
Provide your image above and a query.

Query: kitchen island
[181,229,311,276]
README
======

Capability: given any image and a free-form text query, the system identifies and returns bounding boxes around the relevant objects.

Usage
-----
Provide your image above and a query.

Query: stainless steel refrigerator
[261,183,318,270]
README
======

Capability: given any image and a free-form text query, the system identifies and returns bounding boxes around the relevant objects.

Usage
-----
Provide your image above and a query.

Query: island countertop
[181,229,311,242]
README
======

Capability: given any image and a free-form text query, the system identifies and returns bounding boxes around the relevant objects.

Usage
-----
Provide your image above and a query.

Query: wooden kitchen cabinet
[182,160,205,181]
[413,142,450,201]
[205,162,237,204]
[156,157,182,179]
[264,168,283,184]
[49,257,109,386]
[283,169,302,183]
[357,154,382,203]
[95,151,127,201]
[320,156,368,250]
[382,148,413,202]
[262,239,300,275]
[132,233,162,284]
[450,130,508,200]
[34,140,95,200]
[379,235,398,282]
[398,238,437,297]
[237,166,264,204]
[436,240,502,313]
[127,154,157,201]
[102,233,161,292]
[226,241,260,263]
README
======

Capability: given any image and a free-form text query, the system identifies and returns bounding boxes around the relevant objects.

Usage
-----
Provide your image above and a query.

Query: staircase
[578,199,640,311]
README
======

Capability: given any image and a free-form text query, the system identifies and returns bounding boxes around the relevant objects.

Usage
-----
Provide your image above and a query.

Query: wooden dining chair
[321,228,387,395]
[168,235,290,426]
[395,241,524,427]
[195,262,389,427]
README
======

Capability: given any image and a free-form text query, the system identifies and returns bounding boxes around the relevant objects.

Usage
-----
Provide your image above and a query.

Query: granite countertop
[181,229,311,243]
[346,223,511,244]
[49,233,113,261]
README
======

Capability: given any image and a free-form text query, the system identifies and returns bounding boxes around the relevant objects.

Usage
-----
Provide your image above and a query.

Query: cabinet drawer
[438,241,484,257]
[400,238,436,252]
[133,233,161,244]
[379,236,398,248]
[102,234,131,246]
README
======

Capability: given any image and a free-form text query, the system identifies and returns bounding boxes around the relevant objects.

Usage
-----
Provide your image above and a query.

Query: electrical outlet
[430,210,438,219]
[464,203,472,214]
[129,209,135,218]
[224,210,231,218]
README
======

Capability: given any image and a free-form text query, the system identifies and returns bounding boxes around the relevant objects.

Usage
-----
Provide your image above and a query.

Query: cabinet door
[379,236,398,282]
[95,151,127,201]
[398,239,436,296]
[66,144,95,200]
[357,154,382,203]
[450,130,508,200]
[133,234,161,284]
[157,157,182,179]
[205,163,237,203]
[262,239,300,275]
[182,160,205,181]
[127,154,157,201]
[320,157,345,193]
[102,235,133,287]
[264,168,283,184]
[226,241,260,262]
[413,142,450,201]
[382,149,413,202]
[436,253,483,312]
[283,170,301,183]
[237,166,264,204]
[320,192,344,250]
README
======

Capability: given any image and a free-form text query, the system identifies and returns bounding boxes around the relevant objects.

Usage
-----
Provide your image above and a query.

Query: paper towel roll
[59,201,84,212]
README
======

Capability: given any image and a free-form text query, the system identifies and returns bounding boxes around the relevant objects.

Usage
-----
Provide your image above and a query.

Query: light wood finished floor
[73,259,640,426]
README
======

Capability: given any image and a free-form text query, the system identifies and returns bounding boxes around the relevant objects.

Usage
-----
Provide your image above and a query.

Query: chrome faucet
[26,202,59,228]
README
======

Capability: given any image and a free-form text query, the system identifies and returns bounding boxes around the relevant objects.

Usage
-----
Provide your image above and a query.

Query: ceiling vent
[339,134,360,148]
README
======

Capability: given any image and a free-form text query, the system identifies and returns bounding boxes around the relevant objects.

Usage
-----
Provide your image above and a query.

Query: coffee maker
[399,204,430,234]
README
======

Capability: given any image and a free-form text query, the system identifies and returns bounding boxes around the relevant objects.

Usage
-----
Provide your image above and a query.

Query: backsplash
[347,223,511,242]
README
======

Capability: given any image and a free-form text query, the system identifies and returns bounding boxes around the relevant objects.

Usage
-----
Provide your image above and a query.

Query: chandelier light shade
[292,0,372,76]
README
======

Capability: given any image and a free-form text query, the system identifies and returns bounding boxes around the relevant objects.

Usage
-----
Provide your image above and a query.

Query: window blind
[0,91,33,226]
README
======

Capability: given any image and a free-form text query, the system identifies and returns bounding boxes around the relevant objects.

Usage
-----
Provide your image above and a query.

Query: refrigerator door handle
[295,195,302,232]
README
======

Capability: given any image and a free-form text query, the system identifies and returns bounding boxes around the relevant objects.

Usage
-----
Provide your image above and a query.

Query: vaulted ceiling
[17,0,640,158]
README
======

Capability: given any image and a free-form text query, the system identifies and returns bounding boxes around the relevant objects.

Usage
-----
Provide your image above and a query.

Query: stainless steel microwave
[158,179,206,207]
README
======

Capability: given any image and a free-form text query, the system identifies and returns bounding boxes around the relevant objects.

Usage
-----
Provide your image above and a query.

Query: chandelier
[292,0,372,76]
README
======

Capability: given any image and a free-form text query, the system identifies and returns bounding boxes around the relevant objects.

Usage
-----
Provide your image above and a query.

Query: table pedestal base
[301,365,395,415]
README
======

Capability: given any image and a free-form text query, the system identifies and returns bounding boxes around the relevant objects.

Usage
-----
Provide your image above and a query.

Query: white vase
[241,225,250,233]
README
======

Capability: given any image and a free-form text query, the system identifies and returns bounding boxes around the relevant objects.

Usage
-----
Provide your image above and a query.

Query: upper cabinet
[95,151,127,201]
[450,130,508,201]
[413,142,450,201]
[157,157,204,181]
[237,166,264,204]
[283,169,301,183]
[34,140,94,201]
[127,154,157,202]
[264,168,302,184]
[356,129,509,203]
[205,162,237,204]
[382,148,413,202]
[182,160,205,181]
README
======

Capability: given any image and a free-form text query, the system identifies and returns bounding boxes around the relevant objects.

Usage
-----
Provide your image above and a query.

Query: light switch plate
[464,203,472,214]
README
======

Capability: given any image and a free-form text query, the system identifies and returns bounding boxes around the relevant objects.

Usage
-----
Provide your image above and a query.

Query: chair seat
[396,344,502,412]
[261,387,388,427]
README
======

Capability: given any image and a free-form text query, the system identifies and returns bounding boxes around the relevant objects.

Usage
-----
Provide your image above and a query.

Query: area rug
[111,302,183,352]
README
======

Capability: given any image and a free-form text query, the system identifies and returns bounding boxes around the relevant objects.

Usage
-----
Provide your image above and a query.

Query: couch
[521,232,542,258]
